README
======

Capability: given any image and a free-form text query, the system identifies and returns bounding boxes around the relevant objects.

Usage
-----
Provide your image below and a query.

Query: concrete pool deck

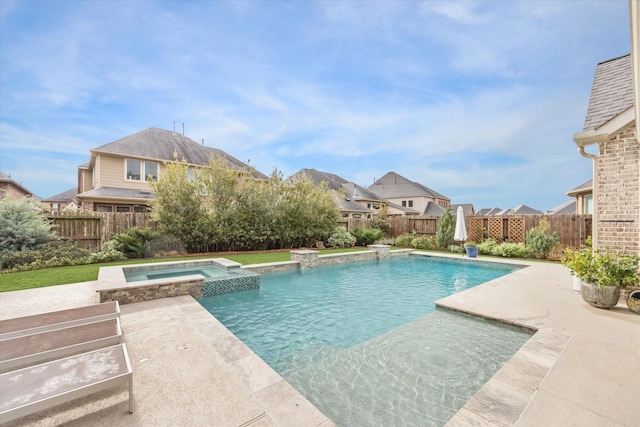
[1,254,638,426]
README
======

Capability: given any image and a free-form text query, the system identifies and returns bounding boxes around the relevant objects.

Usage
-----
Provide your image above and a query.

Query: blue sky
[0,0,631,211]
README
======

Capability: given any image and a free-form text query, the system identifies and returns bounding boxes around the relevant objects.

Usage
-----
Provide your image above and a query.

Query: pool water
[198,256,532,426]
[124,265,231,282]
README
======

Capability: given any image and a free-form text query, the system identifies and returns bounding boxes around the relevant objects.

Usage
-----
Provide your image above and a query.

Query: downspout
[576,142,599,250]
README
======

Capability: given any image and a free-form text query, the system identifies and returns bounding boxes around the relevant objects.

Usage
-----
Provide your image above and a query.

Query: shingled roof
[291,169,383,201]
[566,179,593,197]
[92,127,267,179]
[367,171,449,201]
[583,54,633,131]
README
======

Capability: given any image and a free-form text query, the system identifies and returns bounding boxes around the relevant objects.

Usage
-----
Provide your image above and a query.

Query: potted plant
[561,247,587,292]
[563,249,640,309]
[464,241,479,258]
[627,289,640,314]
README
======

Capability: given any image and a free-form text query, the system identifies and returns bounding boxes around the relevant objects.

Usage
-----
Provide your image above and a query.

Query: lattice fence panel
[508,217,526,243]
[487,217,504,241]
[469,217,484,243]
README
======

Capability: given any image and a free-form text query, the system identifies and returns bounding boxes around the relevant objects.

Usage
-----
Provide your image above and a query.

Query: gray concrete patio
[0,255,638,426]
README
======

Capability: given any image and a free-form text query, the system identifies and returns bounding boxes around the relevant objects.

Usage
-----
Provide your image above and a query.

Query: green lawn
[0,247,374,293]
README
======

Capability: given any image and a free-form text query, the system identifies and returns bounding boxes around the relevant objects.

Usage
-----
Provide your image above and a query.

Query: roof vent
[139,190,152,195]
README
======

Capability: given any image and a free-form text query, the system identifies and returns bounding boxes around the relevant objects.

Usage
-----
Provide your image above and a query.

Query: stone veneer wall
[597,127,640,254]
[100,278,204,304]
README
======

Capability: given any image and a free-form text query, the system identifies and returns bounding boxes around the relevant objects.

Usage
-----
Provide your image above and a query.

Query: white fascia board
[573,106,635,146]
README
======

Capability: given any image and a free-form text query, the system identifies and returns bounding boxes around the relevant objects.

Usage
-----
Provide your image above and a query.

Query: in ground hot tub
[97,258,259,304]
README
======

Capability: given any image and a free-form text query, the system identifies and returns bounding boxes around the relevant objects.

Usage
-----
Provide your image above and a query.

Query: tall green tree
[149,159,211,252]
[150,156,339,252]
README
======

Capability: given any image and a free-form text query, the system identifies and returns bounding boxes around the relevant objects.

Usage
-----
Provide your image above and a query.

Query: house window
[116,205,131,212]
[145,162,158,181]
[408,200,413,208]
[342,213,349,218]
[126,159,141,180]
[402,201,407,207]
[352,213,362,219]
[584,194,593,214]
[126,159,159,181]
[134,205,148,213]
[96,204,113,212]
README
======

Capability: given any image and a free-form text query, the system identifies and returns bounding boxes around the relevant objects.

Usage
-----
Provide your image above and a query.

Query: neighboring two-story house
[289,169,394,219]
[76,127,267,212]
[289,168,420,219]
[367,171,451,215]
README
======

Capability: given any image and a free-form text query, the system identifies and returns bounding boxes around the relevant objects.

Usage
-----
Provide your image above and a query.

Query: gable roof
[476,207,502,216]
[0,170,34,198]
[422,201,445,216]
[566,179,593,196]
[92,127,268,179]
[450,203,474,215]
[496,205,543,215]
[367,171,449,201]
[291,169,383,202]
[44,187,78,203]
[547,199,576,215]
[583,54,633,131]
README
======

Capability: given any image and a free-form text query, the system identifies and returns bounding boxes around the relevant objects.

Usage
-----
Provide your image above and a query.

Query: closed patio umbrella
[454,206,468,242]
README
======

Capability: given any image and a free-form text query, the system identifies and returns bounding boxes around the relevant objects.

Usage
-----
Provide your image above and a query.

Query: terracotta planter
[627,289,640,314]
[580,281,620,309]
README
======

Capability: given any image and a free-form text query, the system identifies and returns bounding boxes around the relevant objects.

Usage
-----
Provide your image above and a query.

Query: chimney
[182,123,185,136]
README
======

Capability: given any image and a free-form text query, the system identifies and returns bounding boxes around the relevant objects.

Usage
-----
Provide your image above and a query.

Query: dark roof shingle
[583,54,633,130]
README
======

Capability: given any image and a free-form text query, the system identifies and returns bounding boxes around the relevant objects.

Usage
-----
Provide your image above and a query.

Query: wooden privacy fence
[52,213,592,251]
[341,214,592,250]
[49,213,155,248]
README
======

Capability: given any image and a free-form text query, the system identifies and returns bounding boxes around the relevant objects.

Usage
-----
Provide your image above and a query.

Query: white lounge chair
[0,343,133,423]
[0,301,120,340]
[0,318,122,373]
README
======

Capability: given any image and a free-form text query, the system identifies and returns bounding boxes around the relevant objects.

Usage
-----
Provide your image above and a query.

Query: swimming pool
[198,255,532,426]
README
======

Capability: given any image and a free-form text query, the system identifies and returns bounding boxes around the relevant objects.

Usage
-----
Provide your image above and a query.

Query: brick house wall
[596,127,640,254]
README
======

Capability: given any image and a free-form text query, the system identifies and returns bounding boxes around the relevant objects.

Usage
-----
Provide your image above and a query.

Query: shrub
[448,244,464,254]
[351,228,383,246]
[411,235,434,250]
[1,240,125,272]
[112,227,160,258]
[375,237,395,246]
[526,219,560,259]
[395,233,415,247]
[327,227,356,248]
[478,238,498,255]
[0,199,55,254]
[491,242,530,258]
[435,209,455,249]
